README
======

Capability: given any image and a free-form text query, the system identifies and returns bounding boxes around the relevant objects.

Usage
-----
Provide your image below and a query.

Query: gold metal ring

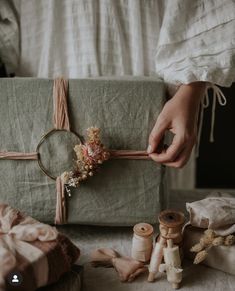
[36,128,82,180]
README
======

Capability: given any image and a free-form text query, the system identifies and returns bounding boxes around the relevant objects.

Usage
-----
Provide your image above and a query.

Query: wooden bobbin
[163,239,183,289]
[131,223,153,263]
[133,223,154,237]
[158,210,185,245]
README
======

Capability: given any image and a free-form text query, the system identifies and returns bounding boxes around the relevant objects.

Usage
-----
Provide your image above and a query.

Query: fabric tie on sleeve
[196,83,227,157]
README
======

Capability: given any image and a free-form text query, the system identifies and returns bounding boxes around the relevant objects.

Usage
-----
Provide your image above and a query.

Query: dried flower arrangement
[190,229,235,264]
[61,127,110,195]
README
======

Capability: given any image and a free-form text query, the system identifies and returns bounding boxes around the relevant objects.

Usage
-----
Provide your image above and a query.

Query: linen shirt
[0,0,234,87]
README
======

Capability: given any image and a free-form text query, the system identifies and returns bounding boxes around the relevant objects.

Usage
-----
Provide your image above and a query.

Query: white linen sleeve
[0,0,19,75]
[155,0,235,87]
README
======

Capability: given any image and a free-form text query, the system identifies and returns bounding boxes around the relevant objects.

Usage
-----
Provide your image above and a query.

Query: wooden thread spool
[131,223,153,263]
[148,236,166,282]
[162,239,183,289]
[158,210,185,245]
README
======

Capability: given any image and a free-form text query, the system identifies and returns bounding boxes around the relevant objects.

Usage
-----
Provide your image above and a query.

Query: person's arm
[151,0,235,169]
[147,82,206,168]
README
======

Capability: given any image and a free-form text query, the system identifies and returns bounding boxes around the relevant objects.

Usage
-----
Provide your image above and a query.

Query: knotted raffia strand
[109,150,150,159]
[55,176,67,225]
[0,151,38,160]
[53,78,71,224]
[53,78,71,131]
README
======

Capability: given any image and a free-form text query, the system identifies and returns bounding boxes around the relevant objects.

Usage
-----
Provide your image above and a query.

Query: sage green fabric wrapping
[0,77,166,225]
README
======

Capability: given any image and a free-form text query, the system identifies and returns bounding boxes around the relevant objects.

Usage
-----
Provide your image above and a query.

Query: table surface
[58,224,235,291]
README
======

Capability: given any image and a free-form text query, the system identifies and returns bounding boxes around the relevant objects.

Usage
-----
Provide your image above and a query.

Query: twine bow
[90,248,148,282]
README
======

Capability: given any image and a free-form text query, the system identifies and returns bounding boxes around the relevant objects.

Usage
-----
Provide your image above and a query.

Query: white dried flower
[193,250,208,264]
[61,171,69,184]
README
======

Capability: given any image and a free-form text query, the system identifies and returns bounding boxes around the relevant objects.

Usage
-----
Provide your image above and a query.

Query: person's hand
[147,82,206,168]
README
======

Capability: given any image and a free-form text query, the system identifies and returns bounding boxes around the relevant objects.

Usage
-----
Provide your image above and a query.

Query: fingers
[150,133,186,164]
[150,134,195,168]
[163,143,194,168]
[147,116,169,154]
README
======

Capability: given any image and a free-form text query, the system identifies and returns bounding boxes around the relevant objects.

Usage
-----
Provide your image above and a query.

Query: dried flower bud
[224,235,235,246]
[193,250,208,264]
[190,243,204,253]
[61,171,69,184]
[212,237,224,246]
[87,127,100,142]
[200,236,213,246]
[68,127,110,188]
[204,229,216,239]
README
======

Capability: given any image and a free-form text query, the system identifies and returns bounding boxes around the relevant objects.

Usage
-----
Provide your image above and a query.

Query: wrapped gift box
[0,204,80,291]
[0,77,166,225]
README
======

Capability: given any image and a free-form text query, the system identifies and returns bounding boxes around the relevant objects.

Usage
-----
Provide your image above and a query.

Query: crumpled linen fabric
[156,0,235,87]
[1,0,234,88]
[186,194,235,236]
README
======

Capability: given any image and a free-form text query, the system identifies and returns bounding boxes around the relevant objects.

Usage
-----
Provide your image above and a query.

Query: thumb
[147,117,168,154]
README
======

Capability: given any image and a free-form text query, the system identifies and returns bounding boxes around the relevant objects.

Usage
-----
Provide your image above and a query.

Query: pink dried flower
[64,127,110,191]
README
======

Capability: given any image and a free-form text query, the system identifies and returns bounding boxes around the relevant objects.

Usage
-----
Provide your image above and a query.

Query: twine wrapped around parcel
[0,78,153,225]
